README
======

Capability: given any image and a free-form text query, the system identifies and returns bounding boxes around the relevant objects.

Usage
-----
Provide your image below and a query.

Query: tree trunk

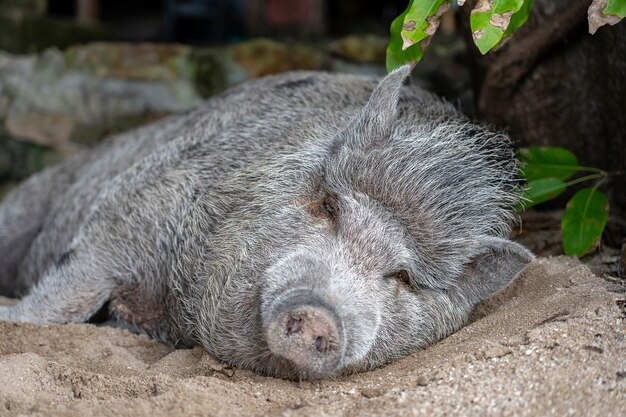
[462,0,626,215]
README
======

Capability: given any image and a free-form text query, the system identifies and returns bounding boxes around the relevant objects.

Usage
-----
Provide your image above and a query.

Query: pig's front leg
[0,246,115,324]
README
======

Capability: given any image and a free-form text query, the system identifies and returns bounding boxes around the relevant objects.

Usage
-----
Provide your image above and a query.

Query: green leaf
[519,178,566,210]
[470,0,528,54]
[386,0,451,71]
[604,0,626,19]
[561,188,609,257]
[518,146,580,182]
[503,0,533,38]
[400,1,451,49]
[387,2,421,71]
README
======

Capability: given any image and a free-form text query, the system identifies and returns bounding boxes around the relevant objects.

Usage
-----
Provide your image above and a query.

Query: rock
[5,108,75,147]
[209,364,235,378]
[2,45,203,147]
[0,38,386,196]
[481,345,513,359]
[415,374,430,387]
[189,48,229,98]
[360,387,385,398]
[65,42,194,81]
[0,51,35,95]
[230,38,323,81]
[327,35,387,64]
[0,39,384,150]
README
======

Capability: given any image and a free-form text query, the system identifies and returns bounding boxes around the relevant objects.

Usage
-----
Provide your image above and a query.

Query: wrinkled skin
[0,66,533,379]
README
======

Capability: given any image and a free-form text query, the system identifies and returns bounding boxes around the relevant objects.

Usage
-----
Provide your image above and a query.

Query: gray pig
[0,66,533,379]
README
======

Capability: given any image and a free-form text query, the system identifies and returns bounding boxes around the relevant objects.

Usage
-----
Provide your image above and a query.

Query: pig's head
[194,66,534,380]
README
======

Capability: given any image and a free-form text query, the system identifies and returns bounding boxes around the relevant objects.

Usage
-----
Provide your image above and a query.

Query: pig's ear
[341,64,413,146]
[451,236,534,306]
[359,64,412,131]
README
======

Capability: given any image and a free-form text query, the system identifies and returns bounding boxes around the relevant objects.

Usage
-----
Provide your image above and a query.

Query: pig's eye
[308,195,339,221]
[388,270,411,286]
[321,199,337,218]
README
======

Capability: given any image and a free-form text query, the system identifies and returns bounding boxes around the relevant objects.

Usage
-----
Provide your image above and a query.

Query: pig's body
[0,67,533,379]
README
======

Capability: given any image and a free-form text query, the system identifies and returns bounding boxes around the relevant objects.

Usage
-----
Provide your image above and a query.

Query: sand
[0,256,624,417]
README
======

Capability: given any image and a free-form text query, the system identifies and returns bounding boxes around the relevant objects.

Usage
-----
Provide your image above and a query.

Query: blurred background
[0,0,624,269]
[3,0,409,47]
[0,0,472,193]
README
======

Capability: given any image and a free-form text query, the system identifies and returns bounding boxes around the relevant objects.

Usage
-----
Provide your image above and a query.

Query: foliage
[386,2,620,257]
[385,2,620,256]
[604,0,626,17]
[386,0,450,72]
[469,0,532,54]
[387,0,626,71]
[561,188,609,256]
[518,147,609,257]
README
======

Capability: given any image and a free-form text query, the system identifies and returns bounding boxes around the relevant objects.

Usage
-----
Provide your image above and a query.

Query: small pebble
[415,375,429,387]
[361,387,385,398]
[483,345,512,359]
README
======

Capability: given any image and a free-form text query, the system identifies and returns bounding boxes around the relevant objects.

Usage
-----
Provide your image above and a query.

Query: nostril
[314,335,328,352]
[286,316,303,335]
[286,314,334,352]
[266,299,343,378]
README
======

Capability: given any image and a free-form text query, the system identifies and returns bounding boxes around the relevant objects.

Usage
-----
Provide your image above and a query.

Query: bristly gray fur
[0,66,533,379]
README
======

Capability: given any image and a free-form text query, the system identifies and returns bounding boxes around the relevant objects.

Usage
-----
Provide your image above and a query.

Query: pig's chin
[264,353,342,380]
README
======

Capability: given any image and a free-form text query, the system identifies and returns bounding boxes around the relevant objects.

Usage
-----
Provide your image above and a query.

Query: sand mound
[0,256,624,417]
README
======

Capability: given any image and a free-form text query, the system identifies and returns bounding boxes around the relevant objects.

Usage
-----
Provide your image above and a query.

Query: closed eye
[308,194,339,222]
[385,269,445,292]
[385,269,411,287]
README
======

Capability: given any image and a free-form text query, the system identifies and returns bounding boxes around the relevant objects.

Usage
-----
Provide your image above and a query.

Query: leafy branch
[386,1,623,256]
[387,0,626,71]
[518,147,612,257]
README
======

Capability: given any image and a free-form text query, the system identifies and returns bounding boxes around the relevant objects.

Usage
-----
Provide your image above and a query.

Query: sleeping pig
[0,65,533,379]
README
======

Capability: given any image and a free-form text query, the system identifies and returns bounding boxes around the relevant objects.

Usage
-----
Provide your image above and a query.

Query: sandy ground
[0,256,624,417]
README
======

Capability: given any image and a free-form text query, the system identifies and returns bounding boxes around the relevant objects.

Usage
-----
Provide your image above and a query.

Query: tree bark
[462,0,626,214]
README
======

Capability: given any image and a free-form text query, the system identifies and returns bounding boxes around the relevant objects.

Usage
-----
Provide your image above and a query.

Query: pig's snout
[266,292,343,378]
